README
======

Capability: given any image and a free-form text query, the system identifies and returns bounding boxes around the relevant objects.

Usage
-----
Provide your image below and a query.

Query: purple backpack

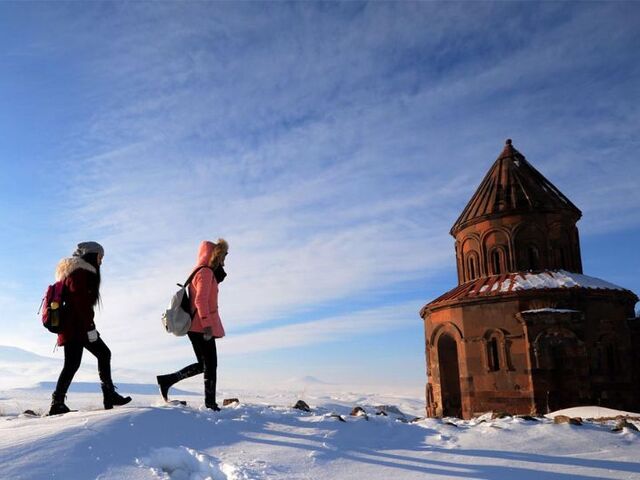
[39,281,65,333]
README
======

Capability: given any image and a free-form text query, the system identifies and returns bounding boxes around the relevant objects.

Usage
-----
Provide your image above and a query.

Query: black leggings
[186,332,218,382]
[163,332,218,384]
[54,338,112,396]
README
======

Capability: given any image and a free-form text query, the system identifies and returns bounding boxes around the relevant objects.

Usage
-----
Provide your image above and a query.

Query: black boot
[101,382,132,410]
[156,374,174,402]
[204,379,220,411]
[49,392,71,416]
[157,364,202,402]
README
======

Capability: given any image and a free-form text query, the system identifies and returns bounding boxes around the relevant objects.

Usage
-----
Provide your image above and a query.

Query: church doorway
[438,334,462,417]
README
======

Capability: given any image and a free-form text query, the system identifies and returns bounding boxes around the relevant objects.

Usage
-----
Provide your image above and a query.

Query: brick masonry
[421,141,640,419]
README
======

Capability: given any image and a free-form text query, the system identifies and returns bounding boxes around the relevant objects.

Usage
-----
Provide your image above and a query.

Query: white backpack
[161,266,211,336]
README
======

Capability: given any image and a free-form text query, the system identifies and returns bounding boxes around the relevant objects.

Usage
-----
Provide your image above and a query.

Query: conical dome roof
[450,140,581,236]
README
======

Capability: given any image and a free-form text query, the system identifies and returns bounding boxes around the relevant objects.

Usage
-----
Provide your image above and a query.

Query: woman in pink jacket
[157,239,228,410]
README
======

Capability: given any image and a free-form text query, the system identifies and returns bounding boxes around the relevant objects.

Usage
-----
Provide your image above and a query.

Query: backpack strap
[179,265,214,319]
[178,265,213,289]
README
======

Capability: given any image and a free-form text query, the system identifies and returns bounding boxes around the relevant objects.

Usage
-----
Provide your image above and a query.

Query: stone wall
[423,290,639,418]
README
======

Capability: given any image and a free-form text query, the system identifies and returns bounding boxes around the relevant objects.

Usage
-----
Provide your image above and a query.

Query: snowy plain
[2,387,640,479]
[1,346,640,479]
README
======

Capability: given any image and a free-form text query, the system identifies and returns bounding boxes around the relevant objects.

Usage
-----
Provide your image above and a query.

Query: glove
[87,329,99,343]
[203,326,213,341]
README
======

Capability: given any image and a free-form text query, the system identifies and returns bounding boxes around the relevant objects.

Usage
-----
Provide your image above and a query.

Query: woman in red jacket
[157,239,228,411]
[49,242,131,415]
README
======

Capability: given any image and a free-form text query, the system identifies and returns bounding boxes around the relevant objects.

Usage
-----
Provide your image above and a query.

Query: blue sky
[1,2,639,392]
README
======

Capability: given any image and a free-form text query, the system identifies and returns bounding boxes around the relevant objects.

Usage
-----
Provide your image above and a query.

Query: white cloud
[222,301,420,355]
[1,3,639,379]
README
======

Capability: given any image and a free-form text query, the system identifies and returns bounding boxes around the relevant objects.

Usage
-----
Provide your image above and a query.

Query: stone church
[420,140,640,419]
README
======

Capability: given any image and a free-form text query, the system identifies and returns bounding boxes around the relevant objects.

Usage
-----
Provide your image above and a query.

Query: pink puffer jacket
[188,241,225,338]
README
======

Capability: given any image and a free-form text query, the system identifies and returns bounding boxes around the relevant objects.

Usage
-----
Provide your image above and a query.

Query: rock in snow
[350,406,368,418]
[553,415,583,426]
[612,419,640,433]
[292,399,311,412]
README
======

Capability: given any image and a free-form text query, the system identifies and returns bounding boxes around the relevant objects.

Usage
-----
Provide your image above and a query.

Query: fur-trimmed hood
[196,239,229,267]
[55,257,97,282]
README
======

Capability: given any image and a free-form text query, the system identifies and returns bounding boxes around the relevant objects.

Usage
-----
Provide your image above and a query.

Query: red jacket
[54,257,98,346]
[189,241,225,338]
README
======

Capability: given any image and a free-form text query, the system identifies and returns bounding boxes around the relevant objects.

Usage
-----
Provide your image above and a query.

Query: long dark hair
[81,252,102,307]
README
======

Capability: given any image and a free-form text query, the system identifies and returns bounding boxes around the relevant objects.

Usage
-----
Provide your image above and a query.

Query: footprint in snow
[137,446,250,480]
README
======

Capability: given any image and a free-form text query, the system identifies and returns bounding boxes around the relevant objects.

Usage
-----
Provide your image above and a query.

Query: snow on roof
[510,270,626,292]
[520,308,580,314]
[426,269,632,309]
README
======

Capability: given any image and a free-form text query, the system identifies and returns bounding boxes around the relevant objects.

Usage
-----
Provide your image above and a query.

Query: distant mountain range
[0,345,55,362]
[0,345,198,396]
[285,375,331,385]
[30,381,198,396]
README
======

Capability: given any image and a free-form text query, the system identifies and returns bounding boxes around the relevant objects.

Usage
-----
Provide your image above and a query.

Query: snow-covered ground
[1,386,640,480]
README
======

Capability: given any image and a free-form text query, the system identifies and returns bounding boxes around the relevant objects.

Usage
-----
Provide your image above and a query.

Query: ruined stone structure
[421,140,639,419]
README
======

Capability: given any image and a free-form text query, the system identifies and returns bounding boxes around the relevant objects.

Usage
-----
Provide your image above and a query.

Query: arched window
[593,335,619,376]
[552,245,568,270]
[487,337,500,371]
[490,248,505,275]
[527,245,539,271]
[559,247,567,270]
[466,254,478,282]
